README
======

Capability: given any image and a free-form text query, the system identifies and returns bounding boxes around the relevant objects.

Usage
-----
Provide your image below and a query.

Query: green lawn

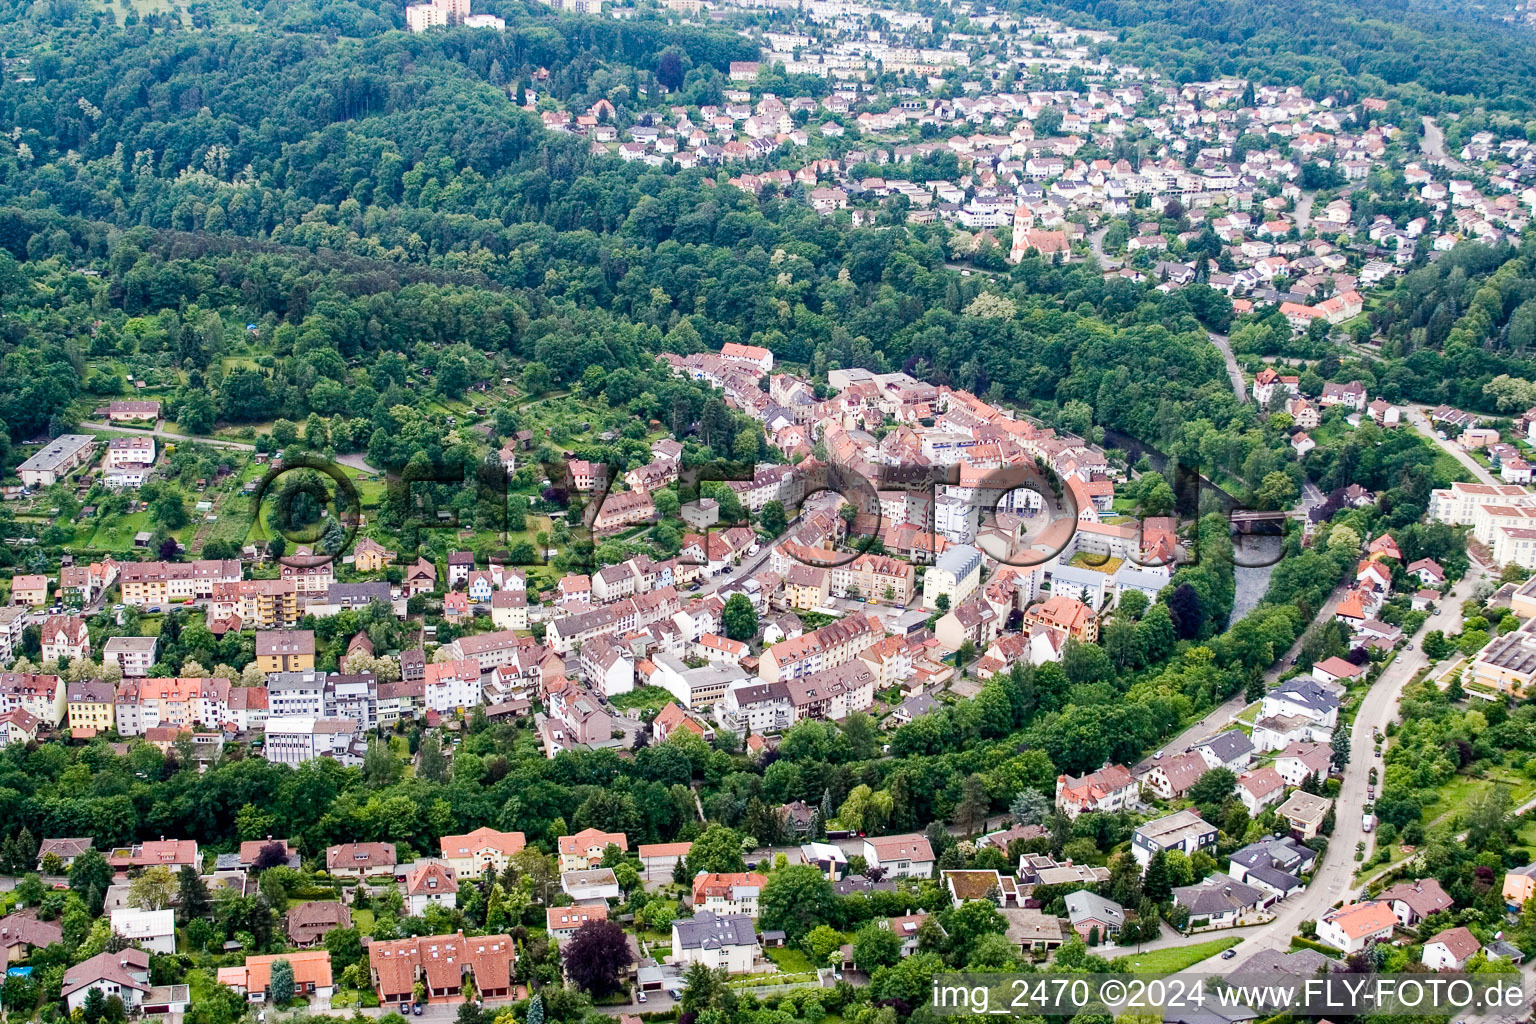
[1114,937,1241,973]
[352,907,376,935]
[1420,769,1536,829]
[766,947,817,973]
[608,685,677,712]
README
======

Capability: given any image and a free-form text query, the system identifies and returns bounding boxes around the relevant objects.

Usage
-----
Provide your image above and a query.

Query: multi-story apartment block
[758,613,884,683]
[118,560,242,607]
[0,607,28,665]
[922,544,983,610]
[66,679,116,733]
[268,672,327,717]
[17,434,95,487]
[324,674,379,730]
[255,631,315,673]
[39,615,89,665]
[1428,481,1536,526]
[442,630,534,671]
[102,636,158,678]
[715,680,794,736]
[0,673,65,727]
[440,827,527,877]
[423,659,483,712]
[783,661,876,722]
[102,437,156,488]
[208,580,300,630]
[279,551,335,595]
[263,716,362,765]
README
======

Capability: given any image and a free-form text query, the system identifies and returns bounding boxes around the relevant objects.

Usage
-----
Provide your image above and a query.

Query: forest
[1038,0,1536,114]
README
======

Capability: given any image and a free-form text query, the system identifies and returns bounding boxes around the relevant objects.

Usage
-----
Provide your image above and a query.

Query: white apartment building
[1428,481,1536,526]
[102,636,157,677]
[263,717,361,765]
[423,660,483,713]
[922,544,983,610]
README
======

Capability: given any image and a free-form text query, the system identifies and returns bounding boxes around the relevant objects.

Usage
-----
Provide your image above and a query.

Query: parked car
[638,993,647,1004]
[1221,949,1238,960]
[412,1006,424,1017]
[400,1003,412,1015]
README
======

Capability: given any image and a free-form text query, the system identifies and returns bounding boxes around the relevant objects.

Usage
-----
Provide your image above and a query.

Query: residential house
[367,932,514,1005]
[1236,767,1287,814]
[405,862,459,916]
[1227,836,1316,899]
[286,902,352,947]
[39,615,89,665]
[1001,908,1065,953]
[0,910,62,963]
[325,843,396,879]
[1423,927,1482,971]
[546,905,608,942]
[692,872,767,917]
[218,950,335,1002]
[1378,879,1454,927]
[110,909,176,953]
[1173,874,1268,928]
[1055,764,1139,818]
[1063,891,1124,942]
[558,828,629,871]
[561,868,620,903]
[61,949,153,1013]
[1275,790,1332,840]
[1317,901,1397,953]
[1131,810,1217,870]
[1137,751,1209,801]
[862,834,935,879]
[671,911,758,974]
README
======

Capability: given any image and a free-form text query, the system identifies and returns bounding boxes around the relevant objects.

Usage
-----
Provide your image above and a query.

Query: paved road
[1207,331,1248,403]
[1193,564,1485,971]
[1293,193,1315,233]
[1405,406,1499,485]
[84,422,382,478]
[1088,225,1121,269]
[83,420,256,452]
[1421,117,1470,174]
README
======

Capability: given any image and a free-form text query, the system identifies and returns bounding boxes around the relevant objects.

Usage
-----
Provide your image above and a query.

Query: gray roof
[18,434,94,474]
[1173,874,1265,916]
[1199,729,1255,764]
[1269,678,1340,715]
[328,581,392,605]
[1228,947,1335,981]
[1064,890,1124,928]
[935,544,982,579]
[673,910,757,950]
[269,671,325,692]
[1230,836,1314,874]
[1487,939,1525,962]
[1240,864,1305,893]
[896,693,938,719]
